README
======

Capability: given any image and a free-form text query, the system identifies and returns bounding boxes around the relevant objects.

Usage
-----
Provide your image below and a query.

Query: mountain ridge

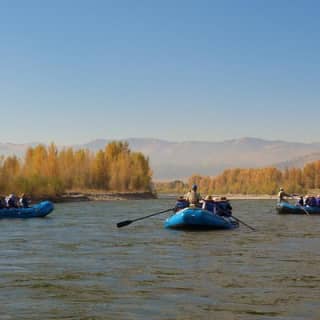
[1,137,320,180]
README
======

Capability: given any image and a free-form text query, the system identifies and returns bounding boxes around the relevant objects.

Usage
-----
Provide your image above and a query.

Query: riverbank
[157,193,278,200]
[3,192,280,204]
[45,191,157,203]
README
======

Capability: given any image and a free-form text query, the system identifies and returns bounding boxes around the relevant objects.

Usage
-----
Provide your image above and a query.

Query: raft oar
[232,216,256,231]
[297,204,310,216]
[117,208,175,228]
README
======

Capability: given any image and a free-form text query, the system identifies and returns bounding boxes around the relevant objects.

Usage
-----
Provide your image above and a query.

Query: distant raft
[164,207,239,230]
[276,201,320,215]
[0,201,54,218]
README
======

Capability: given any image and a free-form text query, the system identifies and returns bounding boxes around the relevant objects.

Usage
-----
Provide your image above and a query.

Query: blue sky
[1,0,319,144]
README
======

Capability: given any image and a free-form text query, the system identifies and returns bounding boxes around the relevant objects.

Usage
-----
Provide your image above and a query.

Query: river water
[0,199,319,320]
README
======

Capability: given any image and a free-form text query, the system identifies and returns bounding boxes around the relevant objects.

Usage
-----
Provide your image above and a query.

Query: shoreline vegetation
[33,192,278,203]
[0,141,154,202]
[155,162,320,197]
[157,193,279,200]
[28,192,277,203]
[43,191,157,203]
[1,140,319,203]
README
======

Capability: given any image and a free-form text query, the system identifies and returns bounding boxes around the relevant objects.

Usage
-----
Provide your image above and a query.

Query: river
[0,199,319,319]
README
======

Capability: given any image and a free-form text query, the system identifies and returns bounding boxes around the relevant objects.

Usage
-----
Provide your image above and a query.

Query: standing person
[278,188,292,203]
[184,184,202,206]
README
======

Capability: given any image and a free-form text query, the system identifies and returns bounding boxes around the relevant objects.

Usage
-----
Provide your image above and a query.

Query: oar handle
[130,208,174,223]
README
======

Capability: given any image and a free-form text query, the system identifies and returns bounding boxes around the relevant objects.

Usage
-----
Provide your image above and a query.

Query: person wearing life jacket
[316,195,320,207]
[19,193,29,208]
[184,184,202,206]
[278,188,292,203]
[6,194,18,208]
[0,197,4,209]
[202,195,215,213]
[305,195,317,207]
[296,196,304,207]
[216,197,232,217]
[175,196,189,212]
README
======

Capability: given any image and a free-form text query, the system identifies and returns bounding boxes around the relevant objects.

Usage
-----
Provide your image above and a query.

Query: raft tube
[277,201,320,215]
[0,201,54,218]
[164,207,239,230]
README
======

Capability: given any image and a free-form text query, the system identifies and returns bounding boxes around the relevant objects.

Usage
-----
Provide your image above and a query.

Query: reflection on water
[0,199,320,319]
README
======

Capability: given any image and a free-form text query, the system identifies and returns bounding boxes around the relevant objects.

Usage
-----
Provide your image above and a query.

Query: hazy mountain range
[1,137,320,180]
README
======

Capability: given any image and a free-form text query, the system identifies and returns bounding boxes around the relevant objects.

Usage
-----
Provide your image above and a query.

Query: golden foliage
[156,162,320,195]
[0,141,152,197]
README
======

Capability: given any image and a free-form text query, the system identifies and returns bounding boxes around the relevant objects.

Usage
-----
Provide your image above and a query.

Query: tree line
[155,161,320,195]
[0,141,152,197]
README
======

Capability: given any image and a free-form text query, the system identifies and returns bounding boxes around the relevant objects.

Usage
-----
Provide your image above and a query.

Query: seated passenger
[296,196,304,207]
[175,196,189,212]
[19,193,29,208]
[6,194,18,208]
[317,195,320,207]
[306,196,317,207]
[202,195,215,213]
[184,184,202,207]
[0,197,4,209]
[216,197,232,217]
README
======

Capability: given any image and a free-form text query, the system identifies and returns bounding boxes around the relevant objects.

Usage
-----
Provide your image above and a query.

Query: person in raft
[5,194,18,208]
[215,196,233,217]
[184,184,202,206]
[202,195,216,213]
[316,195,320,207]
[278,187,292,203]
[175,196,189,212]
[296,196,304,207]
[305,195,317,207]
[0,197,5,209]
[19,193,29,208]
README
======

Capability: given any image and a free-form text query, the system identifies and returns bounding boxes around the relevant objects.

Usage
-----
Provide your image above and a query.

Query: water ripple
[0,199,319,319]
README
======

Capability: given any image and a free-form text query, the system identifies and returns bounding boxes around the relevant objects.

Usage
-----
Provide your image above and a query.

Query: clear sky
[1,0,319,144]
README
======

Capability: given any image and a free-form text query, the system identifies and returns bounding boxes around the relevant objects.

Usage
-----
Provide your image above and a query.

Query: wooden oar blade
[117,220,133,228]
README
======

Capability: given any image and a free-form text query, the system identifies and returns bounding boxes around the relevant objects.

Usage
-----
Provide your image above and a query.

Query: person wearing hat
[184,184,202,206]
[278,187,292,203]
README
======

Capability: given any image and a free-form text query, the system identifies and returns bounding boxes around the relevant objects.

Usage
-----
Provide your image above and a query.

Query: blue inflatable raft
[0,201,54,219]
[277,201,320,215]
[164,207,239,230]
